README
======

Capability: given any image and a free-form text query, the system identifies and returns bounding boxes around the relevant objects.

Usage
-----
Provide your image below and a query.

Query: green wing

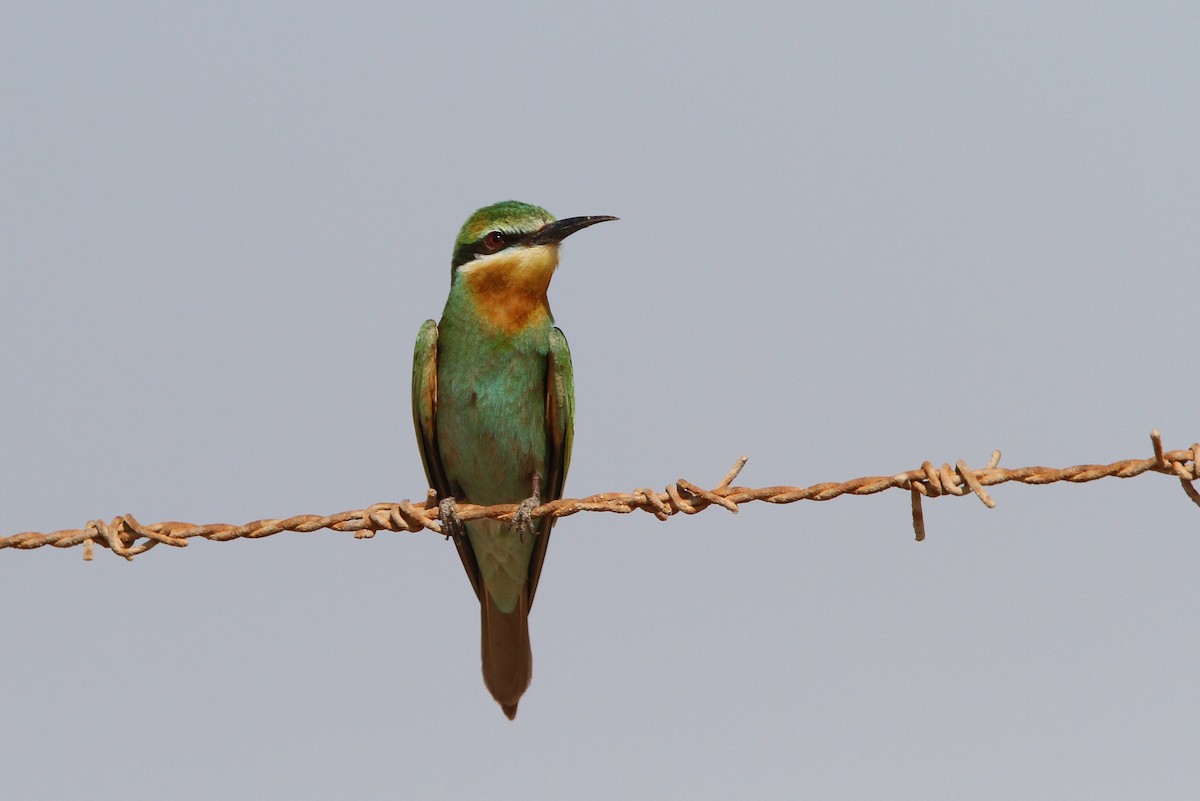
[412,319,482,600]
[528,326,575,605]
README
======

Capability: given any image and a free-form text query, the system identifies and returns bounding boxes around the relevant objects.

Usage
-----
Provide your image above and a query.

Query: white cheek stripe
[459,244,560,283]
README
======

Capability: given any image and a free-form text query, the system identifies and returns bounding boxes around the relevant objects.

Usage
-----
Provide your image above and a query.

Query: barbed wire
[2,430,1196,561]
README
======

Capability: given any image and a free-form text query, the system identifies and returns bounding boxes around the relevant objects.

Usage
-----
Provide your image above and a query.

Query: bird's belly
[435,351,548,506]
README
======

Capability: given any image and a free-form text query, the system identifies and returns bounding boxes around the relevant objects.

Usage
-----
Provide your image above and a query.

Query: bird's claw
[438,498,465,541]
[513,471,543,544]
[513,496,539,544]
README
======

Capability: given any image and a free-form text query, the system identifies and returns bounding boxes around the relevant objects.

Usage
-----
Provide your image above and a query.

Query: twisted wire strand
[3,430,1196,561]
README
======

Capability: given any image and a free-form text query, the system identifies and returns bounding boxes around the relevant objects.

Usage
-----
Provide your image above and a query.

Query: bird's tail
[480,586,532,719]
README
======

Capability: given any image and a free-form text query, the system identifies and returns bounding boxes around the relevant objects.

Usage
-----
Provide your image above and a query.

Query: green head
[450,200,617,275]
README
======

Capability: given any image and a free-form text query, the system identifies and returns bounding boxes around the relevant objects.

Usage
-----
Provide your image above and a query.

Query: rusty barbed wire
[2,430,1197,561]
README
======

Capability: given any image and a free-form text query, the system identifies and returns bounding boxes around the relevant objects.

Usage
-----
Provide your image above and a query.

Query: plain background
[2,3,1198,799]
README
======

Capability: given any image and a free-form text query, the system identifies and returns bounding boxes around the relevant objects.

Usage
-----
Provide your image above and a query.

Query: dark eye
[483,231,506,252]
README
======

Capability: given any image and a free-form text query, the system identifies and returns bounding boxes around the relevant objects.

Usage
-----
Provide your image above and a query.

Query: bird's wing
[412,319,482,601]
[528,326,574,605]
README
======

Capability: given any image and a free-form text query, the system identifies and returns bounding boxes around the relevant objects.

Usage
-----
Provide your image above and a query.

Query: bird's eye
[483,231,506,252]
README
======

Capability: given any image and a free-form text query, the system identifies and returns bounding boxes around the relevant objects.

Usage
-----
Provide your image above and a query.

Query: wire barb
[3,431,1197,559]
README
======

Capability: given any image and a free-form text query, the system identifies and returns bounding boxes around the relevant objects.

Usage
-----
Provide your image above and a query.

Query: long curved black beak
[529,215,618,245]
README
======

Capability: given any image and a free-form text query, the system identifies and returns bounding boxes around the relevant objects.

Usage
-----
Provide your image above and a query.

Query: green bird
[412,201,616,718]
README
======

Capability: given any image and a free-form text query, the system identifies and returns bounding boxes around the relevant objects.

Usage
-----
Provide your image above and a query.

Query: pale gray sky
[3,3,1198,799]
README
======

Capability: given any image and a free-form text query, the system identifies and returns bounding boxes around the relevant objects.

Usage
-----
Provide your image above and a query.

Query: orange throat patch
[462,245,558,334]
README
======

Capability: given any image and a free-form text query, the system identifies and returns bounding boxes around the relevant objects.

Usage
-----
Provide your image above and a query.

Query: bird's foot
[513,473,542,544]
[513,497,539,544]
[438,497,465,541]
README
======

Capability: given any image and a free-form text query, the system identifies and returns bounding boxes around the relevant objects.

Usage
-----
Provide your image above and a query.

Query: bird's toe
[438,497,465,540]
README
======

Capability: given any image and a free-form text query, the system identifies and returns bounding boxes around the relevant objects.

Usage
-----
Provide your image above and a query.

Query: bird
[412,200,616,718]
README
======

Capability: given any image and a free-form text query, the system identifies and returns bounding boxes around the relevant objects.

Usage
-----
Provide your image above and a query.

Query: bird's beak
[529,215,619,245]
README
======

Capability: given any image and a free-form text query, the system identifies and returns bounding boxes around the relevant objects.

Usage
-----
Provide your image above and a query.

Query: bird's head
[450,201,617,298]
